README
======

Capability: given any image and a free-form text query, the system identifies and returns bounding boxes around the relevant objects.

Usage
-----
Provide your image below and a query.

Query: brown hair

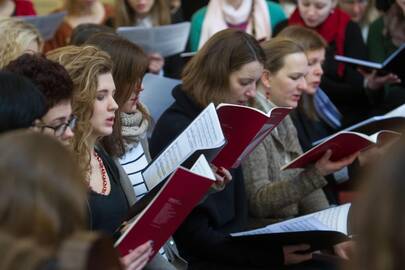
[46,45,113,176]
[182,29,266,108]
[278,25,327,52]
[0,233,52,270]
[114,0,171,27]
[348,135,405,270]
[0,131,87,248]
[85,33,150,157]
[261,37,305,75]
[277,25,327,121]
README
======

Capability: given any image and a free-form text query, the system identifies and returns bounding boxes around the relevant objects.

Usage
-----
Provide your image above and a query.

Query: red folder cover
[213,104,292,168]
[282,130,400,170]
[115,166,214,258]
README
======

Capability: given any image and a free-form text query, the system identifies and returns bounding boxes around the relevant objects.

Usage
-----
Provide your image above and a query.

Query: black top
[88,148,129,235]
[149,85,284,269]
[320,21,372,127]
[290,109,335,152]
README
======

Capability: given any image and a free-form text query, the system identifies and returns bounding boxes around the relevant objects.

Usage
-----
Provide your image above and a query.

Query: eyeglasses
[37,115,77,137]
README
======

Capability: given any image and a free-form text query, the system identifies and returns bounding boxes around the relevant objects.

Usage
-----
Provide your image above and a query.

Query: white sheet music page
[142,103,224,189]
[232,204,350,237]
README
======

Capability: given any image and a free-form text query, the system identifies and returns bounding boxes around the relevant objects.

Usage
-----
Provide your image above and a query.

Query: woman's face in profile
[263,52,308,108]
[298,0,335,28]
[227,61,263,105]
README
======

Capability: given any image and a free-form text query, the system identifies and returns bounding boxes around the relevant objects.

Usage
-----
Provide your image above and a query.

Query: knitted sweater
[242,93,329,228]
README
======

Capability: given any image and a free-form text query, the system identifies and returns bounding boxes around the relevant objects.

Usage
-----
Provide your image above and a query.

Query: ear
[261,70,272,89]
[30,119,41,132]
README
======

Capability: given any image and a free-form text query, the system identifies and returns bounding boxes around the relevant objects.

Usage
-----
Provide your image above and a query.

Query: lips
[106,117,115,126]
[136,4,146,11]
[291,94,301,101]
[312,81,320,88]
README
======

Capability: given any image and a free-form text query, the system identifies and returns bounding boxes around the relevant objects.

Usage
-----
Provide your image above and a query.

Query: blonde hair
[114,0,171,27]
[0,18,43,68]
[46,45,113,176]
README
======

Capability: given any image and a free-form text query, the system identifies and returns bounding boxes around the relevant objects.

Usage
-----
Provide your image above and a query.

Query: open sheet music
[142,103,225,190]
[117,22,191,57]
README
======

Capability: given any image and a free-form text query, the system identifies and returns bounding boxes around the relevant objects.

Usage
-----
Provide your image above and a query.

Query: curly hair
[0,18,43,68]
[4,53,73,110]
[46,45,113,177]
[85,33,149,157]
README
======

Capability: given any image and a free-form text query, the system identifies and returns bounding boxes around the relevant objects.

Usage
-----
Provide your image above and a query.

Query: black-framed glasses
[37,115,77,137]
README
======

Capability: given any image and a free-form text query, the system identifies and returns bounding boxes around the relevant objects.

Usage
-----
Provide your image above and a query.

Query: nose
[352,3,361,14]
[307,6,316,17]
[245,84,257,98]
[109,97,119,111]
[298,77,308,91]
[315,63,324,76]
[62,126,74,141]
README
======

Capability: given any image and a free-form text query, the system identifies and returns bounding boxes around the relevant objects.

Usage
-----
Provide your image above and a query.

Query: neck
[226,0,243,9]
[87,134,98,154]
[78,1,97,15]
[137,12,149,20]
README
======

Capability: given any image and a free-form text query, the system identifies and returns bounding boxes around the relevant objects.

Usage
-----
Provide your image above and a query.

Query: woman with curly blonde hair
[47,45,154,270]
[0,17,43,68]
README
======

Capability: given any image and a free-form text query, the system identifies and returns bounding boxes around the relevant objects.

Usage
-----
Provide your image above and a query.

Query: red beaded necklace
[92,151,108,195]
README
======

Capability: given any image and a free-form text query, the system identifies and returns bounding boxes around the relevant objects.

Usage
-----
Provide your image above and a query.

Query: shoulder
[266,1,287,25]
[369,16,384,31]
[266,1,285,16]
[191,6,207,23]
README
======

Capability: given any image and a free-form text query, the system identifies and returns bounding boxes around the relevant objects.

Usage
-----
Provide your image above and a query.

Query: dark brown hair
[4,53,73,110]
[85,33,150,157]
[182,29,265,107]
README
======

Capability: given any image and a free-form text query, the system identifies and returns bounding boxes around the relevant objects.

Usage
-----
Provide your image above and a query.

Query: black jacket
[149,85,284,269]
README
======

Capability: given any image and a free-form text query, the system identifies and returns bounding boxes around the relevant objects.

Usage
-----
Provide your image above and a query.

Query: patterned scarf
[120,110,149,151]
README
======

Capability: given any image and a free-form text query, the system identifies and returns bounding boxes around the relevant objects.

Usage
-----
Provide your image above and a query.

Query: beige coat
[242,93,329,228]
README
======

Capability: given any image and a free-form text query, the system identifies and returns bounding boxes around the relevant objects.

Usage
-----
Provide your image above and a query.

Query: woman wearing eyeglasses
[4,53,76,142]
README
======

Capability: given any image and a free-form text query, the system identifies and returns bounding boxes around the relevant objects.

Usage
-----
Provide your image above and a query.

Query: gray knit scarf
[121,110,149,151]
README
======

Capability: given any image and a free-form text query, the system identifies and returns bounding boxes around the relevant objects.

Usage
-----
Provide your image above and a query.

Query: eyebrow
[49,116,68,125]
